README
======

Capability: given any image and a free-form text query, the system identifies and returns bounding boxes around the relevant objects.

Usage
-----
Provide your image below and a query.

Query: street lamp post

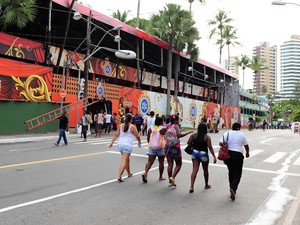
[73,12,136,133]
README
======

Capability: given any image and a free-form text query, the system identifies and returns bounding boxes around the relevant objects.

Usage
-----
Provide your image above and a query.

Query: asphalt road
[0,129,299,225]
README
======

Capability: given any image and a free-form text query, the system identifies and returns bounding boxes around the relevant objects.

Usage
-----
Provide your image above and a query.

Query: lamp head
[114,35,121,43]
[73,11,82,20]
[204,75,209,80]
[113,25,123,31]
[272,1,286,5]
[220,79,224,84]
[115,50,136,59]
[188,66,193,72]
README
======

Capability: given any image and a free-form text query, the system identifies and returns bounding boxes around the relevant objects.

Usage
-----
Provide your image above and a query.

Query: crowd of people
[54,109,250,201]
[108,111,250,201]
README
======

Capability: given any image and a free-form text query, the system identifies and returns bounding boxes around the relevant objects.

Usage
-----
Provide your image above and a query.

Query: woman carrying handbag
[219,122,250,201]
[187,123,217,193]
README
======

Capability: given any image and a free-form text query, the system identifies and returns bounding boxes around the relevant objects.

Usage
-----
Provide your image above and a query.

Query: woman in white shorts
[109,113,141,182]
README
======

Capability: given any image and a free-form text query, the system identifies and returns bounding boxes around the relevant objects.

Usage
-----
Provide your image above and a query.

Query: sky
[80,0,300,89]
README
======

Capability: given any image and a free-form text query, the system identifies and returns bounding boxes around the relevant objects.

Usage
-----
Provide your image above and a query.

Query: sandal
[205,185,211,189]
[142,174,148,183]
[189,188,194,193]
[117,177,124,182]
[128,173,133,178]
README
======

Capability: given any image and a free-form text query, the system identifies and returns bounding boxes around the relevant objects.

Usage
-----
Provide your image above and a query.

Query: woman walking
[187,123,217,193]
[219,122,250,201]
[142,117,167,183]
[109,113,141,182]
[165,115,193,187]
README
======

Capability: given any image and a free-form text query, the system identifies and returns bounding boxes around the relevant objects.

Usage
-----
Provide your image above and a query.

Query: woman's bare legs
[190,159,200,192]
[118,152,131,181]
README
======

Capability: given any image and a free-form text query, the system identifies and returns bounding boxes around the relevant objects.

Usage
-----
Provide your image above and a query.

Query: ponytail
[124,113,132,132]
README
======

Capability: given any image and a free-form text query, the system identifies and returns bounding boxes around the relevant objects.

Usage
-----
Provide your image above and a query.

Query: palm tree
[112,10,130,23]
[0,0,37,30]
[187,0,206,12]
[149,3,200,115]
[248,55,268,94]
[208,10,233,65]
[127,18,150,31]
[234,54,249,89]
[220,26,241,70]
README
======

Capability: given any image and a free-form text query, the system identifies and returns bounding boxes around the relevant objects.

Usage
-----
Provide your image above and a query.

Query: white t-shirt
[219,131,248,153]
[147,117,156,131]
[106,114,112,123]
[97,113,104,124]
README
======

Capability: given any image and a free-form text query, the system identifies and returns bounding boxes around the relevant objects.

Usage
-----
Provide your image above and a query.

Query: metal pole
[75,68,81,133]
[60,60,66,110]
[83,11,91,102]
[136,0,141,29]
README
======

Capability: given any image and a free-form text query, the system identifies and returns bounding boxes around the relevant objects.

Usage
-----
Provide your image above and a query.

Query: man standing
[142,111,155,135]
[105,112,112,134]
[80,110,88,141]
[54,111,69,146]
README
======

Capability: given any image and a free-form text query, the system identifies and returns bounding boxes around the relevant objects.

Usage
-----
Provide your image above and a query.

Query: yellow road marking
[0,152,107,169]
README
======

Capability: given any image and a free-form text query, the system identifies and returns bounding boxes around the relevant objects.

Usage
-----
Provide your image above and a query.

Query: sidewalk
[0,129,78,144]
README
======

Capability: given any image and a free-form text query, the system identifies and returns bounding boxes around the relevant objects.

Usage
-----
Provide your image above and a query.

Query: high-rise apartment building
[223,56,239,75]
[252,42,277,96]
[280,35,300,99]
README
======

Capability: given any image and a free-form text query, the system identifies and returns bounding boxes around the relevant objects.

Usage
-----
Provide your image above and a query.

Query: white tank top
[119,124,134,146]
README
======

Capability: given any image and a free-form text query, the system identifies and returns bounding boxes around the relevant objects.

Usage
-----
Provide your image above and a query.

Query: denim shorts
[192,150,209,162]
[147,148,165,156]
[118,144,133,154]
[165,146,181,157]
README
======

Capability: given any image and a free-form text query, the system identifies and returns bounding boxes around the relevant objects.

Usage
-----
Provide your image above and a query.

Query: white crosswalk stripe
[70,138,300,165]
[264,152,287,163]
[250,149,264,157]
[293,156,300,166]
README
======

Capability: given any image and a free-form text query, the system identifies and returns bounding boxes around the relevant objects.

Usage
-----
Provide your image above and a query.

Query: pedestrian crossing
[71,138,300,166]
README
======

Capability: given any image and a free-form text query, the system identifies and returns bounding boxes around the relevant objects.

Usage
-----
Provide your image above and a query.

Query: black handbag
[185,135,194,155]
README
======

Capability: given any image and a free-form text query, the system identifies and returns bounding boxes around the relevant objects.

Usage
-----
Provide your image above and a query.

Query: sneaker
[54,143,58,146]
[62,143,68,146]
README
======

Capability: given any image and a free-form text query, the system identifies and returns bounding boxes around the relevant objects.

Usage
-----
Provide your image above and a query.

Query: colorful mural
[0,58,53,101]
[0,32,45,63]
[115,86,240,129]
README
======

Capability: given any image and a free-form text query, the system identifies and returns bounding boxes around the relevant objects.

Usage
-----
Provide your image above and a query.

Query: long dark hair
[170,114,179,124]
[197,123,208,141]
[124,113,132,132]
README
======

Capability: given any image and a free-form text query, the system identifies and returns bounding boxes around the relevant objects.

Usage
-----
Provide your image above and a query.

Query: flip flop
[159,178,166,181]
[189,188,194,193]
[128,173,133,178]
[142,174,148,183]
[118,178,124,182]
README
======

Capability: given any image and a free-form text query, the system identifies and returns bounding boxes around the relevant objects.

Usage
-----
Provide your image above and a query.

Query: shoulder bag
[218,132,230,161]
[184,134,194,155]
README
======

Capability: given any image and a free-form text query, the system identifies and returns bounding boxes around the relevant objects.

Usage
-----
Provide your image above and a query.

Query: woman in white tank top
[109,113,141,182]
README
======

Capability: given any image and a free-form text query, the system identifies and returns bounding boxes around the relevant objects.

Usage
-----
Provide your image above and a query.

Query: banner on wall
[117,86,240,128]
[0,32,45,63]
[0,58,53,101]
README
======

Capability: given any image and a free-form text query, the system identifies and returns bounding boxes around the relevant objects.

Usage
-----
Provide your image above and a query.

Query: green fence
[0,101,63,135]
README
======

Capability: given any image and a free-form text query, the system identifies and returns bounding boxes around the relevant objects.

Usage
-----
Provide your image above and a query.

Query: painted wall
[0,101,62,135]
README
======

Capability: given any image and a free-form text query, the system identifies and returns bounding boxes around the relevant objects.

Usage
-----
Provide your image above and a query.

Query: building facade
[252,42,277,96]
[280,35,300,99]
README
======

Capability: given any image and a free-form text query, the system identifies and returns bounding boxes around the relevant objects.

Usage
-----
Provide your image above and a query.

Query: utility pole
[45,0,52,65]
[136,0,141,88]
[83,11,92,104]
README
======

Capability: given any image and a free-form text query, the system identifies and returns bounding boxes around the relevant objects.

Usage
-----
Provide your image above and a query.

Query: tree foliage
[0,0,37,30]
[208,10,233,64]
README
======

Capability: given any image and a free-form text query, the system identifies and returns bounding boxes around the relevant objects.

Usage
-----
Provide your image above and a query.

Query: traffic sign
[97,85,104,96]
[60,89,67,98]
